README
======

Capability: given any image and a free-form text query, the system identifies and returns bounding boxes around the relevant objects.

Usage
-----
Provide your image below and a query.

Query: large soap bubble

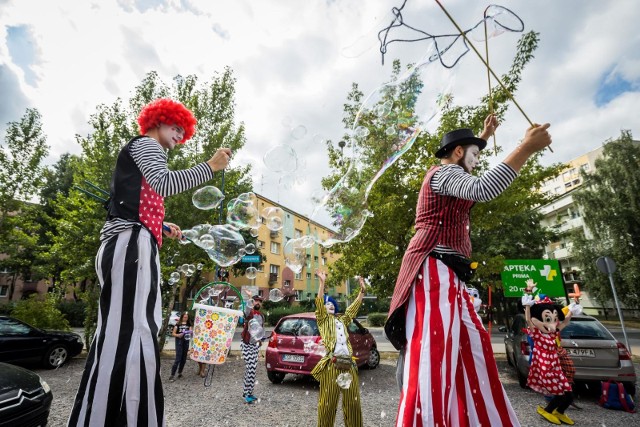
[226,192,260,230]
[192,185,225,210]
[261,207,284,232]
[336,372,353,389]
[284,238,307,274]
[310,40,456,247]
[269,289,284,302]
[204,224,246,267]
[245,266,258,279]
[248,318,264,340]
[263,145,298,173]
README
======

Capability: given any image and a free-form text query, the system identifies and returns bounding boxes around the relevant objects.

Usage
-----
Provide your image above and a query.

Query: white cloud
[1,0,639,226]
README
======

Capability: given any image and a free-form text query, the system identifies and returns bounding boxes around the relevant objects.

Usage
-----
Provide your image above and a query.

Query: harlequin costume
[312,295,363,427]
[385,128,521,427]
[68,99,215,427]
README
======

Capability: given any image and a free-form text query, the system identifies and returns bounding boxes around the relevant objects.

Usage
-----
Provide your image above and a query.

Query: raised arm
[315,270,327,321]
[344,276,366,324]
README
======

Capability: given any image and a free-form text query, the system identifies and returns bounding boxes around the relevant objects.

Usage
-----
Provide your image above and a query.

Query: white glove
[568,303,583,316]
[521,294,535,306]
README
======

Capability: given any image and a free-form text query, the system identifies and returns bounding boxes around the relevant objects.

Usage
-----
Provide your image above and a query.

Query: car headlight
[39,377,51,394]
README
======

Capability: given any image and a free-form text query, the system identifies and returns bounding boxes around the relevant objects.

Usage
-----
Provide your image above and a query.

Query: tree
[42,69,254,339]
[0,108,49,298]
[571,131,640,308]
[322,32,561,315]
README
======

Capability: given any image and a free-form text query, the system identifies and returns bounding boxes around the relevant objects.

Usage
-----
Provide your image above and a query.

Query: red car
[265,312,380,384]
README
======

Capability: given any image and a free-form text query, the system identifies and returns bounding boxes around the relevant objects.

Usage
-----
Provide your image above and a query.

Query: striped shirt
[100,137,214,242]
[431,163,517,255]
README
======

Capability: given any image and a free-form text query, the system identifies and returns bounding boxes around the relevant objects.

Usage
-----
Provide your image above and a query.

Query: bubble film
[226,192,260,230]
[204,224,246,267]
[269,289,284,302]
[192,185,225,210]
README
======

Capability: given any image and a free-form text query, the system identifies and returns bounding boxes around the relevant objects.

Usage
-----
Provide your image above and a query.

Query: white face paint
[325,302,335,314]
[461,145,481,173]
[157,123,185,150]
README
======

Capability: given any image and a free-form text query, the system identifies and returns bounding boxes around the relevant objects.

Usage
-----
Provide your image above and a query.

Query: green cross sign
[501,259,565,297]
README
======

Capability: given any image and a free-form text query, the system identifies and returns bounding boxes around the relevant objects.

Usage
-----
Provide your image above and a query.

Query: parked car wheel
[515,359,528,389]
[44,344,68,369]
[365,347,380,369]
[267,371,285,384]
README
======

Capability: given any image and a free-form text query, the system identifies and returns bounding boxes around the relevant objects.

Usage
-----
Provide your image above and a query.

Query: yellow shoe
[552,410,575,425]
[537,406,561,425]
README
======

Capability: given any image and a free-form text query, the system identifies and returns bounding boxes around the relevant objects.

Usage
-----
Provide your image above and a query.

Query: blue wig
[323,295,340,313]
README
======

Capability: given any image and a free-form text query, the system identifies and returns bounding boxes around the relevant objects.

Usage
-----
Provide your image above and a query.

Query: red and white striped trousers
[396,256,520,427]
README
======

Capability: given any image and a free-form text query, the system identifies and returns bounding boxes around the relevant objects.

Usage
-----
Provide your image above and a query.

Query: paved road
[39,354,639,427]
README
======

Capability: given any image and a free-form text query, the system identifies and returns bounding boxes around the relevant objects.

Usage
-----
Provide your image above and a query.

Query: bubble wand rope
[434,0,553,153]
[483,6,497,156]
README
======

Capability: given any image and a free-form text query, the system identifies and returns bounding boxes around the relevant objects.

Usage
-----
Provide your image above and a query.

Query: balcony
[268,273,278,284]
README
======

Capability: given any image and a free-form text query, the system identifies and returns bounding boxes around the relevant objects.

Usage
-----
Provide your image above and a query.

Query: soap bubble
[248,318,265,340]
[269,289,284,302]
[245,267,258,279]
[284,238,307,274]
[336,372,353,389]
[169,272,181,284]
[290,125,307,140]
[244,243,256,254]
[226,193,260,230]
[192,185,224,210]
[199,234,215,250]
[310,40,455,247]
[249,228,259,238]
[263,145,298,173]
[203,224,246,267]
[298,323,313,336]
[261,207,284,231]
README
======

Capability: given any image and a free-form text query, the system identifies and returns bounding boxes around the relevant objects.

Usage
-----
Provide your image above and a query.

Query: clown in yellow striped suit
[311,270,366,427]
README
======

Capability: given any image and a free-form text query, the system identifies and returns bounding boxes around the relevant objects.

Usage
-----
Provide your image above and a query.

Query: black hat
[435,128,487,158]
[252,295,264,302]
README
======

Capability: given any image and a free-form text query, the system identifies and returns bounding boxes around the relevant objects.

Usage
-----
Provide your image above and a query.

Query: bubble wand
[434,0,553,153]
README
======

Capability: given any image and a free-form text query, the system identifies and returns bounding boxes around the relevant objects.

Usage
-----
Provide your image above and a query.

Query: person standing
[241,292,264,404]
[386,116,552,427]
[312,270,366,427]
[169,312,192,382]
[68,98,231,427]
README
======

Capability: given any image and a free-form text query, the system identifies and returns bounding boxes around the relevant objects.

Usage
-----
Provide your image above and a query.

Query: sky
[1,0,639,229]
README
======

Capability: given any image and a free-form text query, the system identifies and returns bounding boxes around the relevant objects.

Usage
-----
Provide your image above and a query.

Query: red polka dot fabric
[526,327,572,396]
[139,178,165,247]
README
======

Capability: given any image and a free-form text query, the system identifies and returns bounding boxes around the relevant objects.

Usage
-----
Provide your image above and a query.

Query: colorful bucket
[190,303,242,365]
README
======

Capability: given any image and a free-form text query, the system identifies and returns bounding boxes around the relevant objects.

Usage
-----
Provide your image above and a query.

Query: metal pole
[607,273,632,355]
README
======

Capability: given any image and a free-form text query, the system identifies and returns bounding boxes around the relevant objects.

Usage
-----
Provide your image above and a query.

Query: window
[0,285,8,297]
[0,318,32,335]
[257,240,265,249]
[256,264,264,272]
[580,163,590,172]
[322,257,327,266]
[270,242,280,254]
[306,254,311,260]
[314,256,318,262]
[284,280,291,289]
[258,290,264,298]
[306,272,311,279]
[294,229,302,238]
[285,236,291,244]
[295,290,301,301]
[295,272,302,280]
[270,265,280,275]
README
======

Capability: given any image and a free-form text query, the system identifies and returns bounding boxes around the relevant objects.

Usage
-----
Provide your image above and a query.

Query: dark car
[0,316,84,369]
[265,312,380,384]
[0,362,53,426]
[502,313,637,395]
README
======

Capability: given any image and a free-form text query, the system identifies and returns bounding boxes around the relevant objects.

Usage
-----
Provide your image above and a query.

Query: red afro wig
[137,98,197,143]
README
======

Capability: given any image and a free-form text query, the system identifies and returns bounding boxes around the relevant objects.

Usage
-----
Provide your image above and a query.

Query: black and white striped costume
[241,305,264,399]
[68,136,214,427]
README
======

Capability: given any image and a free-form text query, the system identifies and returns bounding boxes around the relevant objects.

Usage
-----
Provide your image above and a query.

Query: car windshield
[560,318,613,340]
[275,318,320,336]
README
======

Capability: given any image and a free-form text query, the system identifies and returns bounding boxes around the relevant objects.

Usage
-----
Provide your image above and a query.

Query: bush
[367,312,387,327]
[57,300,87,327]
[11,294,71,331]
[264,306,309,326]
[0,302,15,316]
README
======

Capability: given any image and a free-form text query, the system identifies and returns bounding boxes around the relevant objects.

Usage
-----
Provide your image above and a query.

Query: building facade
[226,193,347,304]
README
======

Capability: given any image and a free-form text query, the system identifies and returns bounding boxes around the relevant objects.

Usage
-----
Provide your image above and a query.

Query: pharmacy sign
[501,259,565,297]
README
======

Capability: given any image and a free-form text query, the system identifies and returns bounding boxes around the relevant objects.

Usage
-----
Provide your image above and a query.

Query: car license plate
[282,354,304,363]
[567,348,596,358]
